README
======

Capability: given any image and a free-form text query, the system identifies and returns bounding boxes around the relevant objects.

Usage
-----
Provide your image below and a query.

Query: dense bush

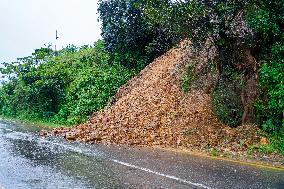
[58,64,134,125]
[0,40,134,125]
[98,0,178,69]
[212,81,243,127]
[256,43,284,133]
[246,1,284,133]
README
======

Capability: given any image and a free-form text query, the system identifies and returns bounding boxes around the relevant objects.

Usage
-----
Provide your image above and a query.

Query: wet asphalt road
[0,121,283,189]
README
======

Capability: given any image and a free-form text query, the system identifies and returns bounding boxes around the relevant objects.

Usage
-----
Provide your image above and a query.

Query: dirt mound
[46,40,261,153]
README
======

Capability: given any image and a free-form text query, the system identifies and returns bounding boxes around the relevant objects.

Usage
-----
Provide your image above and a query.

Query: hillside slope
[49,40,262,154]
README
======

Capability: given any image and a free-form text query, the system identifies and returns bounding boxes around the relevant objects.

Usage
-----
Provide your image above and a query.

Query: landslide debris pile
[47,40,261,152]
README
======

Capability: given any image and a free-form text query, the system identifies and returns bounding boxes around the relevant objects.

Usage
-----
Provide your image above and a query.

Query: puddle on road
[0,122,122,189]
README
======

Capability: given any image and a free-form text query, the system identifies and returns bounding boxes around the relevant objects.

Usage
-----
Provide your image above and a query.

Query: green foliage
[246,0,284,134]
[209,148,220,157]
[58,64,134,125]
[181,63,196,92]
[0,40,134,125]
[98,0,177,69]
[256,43,284,133]
[271,133,284,155]
[140,0,251,44]
[249,132,284,155]
[139,0,211,42]
[246,0,283,41]
[212,81,243,127]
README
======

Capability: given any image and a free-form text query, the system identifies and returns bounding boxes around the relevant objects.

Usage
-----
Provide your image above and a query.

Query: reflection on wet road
[0,121,283,189]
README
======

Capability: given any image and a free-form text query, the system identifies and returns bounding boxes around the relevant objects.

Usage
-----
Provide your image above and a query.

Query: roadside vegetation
[0,0,283,154]
[0,41,134,126]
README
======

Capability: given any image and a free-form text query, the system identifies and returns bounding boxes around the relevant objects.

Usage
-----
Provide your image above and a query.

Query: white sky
[0,0,101,63]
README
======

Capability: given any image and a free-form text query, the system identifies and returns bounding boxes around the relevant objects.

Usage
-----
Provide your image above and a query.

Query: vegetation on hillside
[97,0,178,69]
[0,41,134,125]
[0,0,283,152]
[138,0,283,133]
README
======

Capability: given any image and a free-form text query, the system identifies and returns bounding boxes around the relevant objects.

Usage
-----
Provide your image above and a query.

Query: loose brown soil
[43,40,283,166]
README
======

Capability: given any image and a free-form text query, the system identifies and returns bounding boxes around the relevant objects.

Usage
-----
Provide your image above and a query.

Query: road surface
[0,121,283,189]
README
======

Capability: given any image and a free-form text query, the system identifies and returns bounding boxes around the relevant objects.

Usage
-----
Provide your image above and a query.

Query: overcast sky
[0,0,101,63]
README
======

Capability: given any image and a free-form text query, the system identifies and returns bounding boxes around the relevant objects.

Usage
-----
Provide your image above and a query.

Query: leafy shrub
[181,63,196,92]
[249,131,284,155]
[98,0,177,69]
[255,43,284,133]
[246,0,284,134]
[0,40,134,125]
[59,65,134,125]
[212,82,243,127]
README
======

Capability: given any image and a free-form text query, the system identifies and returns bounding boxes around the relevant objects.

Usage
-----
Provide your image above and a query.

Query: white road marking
[2,130,213,189]
[0,128,13,132]
[111,159,213,189]
[44,139,213,189]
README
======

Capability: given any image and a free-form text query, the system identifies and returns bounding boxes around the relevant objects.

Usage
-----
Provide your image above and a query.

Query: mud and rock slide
[44,40,277,162]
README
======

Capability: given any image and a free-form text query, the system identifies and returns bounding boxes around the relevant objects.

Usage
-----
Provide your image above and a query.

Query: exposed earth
[43,40,283,166]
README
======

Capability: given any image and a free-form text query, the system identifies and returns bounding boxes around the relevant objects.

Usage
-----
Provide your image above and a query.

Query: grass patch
[0,115,64,129]
[210,148,220,157]
[248,132,284,156]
